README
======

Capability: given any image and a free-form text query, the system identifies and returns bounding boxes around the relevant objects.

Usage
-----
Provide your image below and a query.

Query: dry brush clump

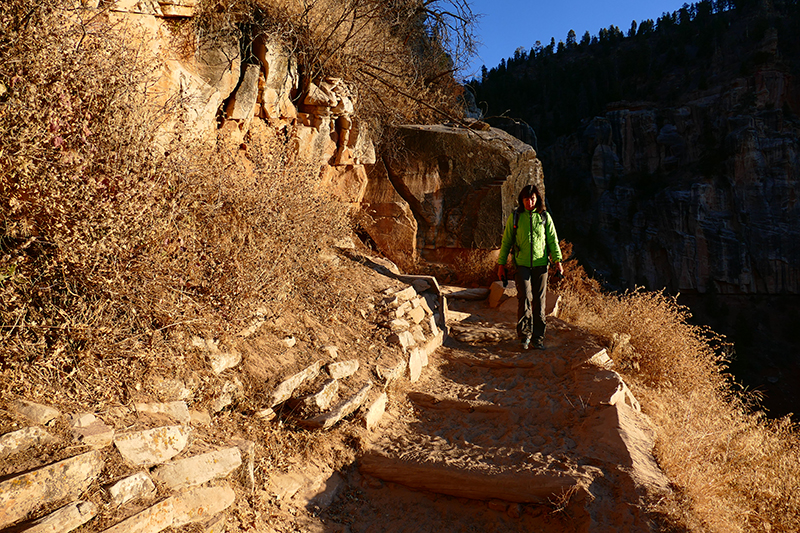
[197,0,476,134]
[0,0,349,407]
[558,269,800,531]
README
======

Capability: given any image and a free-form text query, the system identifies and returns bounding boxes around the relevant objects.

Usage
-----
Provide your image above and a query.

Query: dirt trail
[319,295,669,532]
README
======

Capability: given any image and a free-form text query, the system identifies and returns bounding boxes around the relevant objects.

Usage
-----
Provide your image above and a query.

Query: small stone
[407,305,426,324]
[418,296,434,315]
[208,350,242,375]
[382,295,400,308]
[0,426,56,459]
[300,383,372,430]
[282,336,297,348]
[114,426,190,466]
[190,410,212,426]
[211,394,233,413]
[388,331,416,353]
[304,379,339,410]
[410,325,426,343]
[393,286,417,301]
[270,362,322,407]
[327,360,359,380]
[69,413,97,428]
[321,345,339,359]
[255,408,276,421]
[396,300,413,317]
[108,471,157,505]
[375,356,407,385]
[24,501,98,533]
[135,401,191,424]
[429,315,439,337]
[152,447,242,490]
[193,337,242,374]
[388,318,411,331]
[409,348,425,382]
[364,393,387,431]
[488,280,511,308]
[11,400,60,425]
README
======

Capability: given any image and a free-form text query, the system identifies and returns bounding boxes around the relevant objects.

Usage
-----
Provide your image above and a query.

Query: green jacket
[497,209,563,267]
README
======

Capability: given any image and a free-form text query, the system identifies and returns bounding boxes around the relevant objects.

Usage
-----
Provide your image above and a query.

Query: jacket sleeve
[544,213,563,263]
[497,213,515,265]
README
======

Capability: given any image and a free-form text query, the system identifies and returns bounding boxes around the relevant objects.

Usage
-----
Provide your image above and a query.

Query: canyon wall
[545,69,800,295]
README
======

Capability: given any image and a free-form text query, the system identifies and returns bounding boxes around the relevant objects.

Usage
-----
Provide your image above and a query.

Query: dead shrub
[196,0,477,139]
[0,0,348,407]
[558,257,800,531]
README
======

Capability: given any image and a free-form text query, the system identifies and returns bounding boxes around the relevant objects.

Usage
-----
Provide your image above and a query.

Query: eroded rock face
[104,7,240,146]
[360,161,419,270]
[546,77,800,295]
[380,125,542,264]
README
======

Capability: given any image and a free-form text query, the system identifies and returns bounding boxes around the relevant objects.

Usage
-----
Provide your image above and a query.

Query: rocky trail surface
[324,292,671,532]
[0,255,670,533]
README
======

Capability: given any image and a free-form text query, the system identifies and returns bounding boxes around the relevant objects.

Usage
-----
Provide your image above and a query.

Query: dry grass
[196,0,475,137]
[0,0,349,408]
[558,266,800,531]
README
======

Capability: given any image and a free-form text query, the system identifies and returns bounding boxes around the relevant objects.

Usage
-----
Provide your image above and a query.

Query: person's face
[523,194,537,211]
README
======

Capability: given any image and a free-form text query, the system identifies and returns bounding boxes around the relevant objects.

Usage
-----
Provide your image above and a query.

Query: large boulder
[380,125,542,263]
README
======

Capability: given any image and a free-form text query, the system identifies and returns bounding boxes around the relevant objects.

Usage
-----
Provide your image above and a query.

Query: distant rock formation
[546,78,800,294]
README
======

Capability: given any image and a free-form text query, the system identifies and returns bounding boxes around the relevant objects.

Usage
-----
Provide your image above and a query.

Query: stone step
[407,392,509,415]
[0,426,56,459]
[113,425,190,466]
[440,286,490,300]
[151,447,242,490]
[101,483,235,533]
[0,450,103,529]
[360,436,595,504]
[18,501,97,533]
[441,349,543,369]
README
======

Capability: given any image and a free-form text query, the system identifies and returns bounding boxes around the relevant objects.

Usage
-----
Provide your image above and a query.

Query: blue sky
[463,0,691,79]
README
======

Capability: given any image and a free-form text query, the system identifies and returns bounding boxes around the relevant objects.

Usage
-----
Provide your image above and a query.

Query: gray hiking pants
[516,265,548,341]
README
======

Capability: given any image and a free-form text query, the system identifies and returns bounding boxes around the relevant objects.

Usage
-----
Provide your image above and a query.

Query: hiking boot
[534,338,545,350]
[521,338,531,350]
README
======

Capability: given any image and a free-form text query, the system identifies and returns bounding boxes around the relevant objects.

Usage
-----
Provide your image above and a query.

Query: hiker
[496,184,564,350]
